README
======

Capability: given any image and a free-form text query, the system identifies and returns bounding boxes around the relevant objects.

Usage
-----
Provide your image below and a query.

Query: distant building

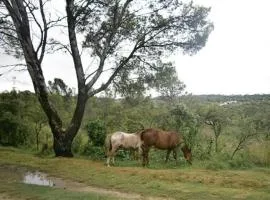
[219,100,237,106]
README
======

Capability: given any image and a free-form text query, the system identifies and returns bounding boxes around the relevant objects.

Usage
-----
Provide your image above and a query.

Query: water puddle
[0,165,55,187]
[0,165,171,199]
[23,171,54,187]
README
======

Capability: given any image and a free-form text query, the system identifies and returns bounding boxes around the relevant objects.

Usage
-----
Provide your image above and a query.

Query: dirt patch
[45,176,173,200]
[0,164,173,200]
[0,194,19,200]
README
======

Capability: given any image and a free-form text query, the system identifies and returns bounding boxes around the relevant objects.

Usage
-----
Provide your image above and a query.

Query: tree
[149,61,186,102]
[0,0,213,156]
[26,100,47,151]
[0,91,30,146]
[169,104,199,149]
[48,78,73,98]
[203,104,228,152]
[231,118,260,159]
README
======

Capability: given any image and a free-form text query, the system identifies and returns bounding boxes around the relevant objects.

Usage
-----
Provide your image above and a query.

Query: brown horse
[140,128,192,166]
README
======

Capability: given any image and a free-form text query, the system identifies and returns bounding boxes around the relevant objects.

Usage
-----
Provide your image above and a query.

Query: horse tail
[105,134,112,155]
[139,129,146,140]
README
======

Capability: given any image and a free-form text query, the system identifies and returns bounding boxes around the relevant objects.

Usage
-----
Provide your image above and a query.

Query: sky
[0,0,270,95]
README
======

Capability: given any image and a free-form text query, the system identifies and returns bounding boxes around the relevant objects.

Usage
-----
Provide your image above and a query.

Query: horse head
[181,145,192,165]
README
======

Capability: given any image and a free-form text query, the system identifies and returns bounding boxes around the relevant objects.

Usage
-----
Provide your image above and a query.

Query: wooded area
[1,89,269,168]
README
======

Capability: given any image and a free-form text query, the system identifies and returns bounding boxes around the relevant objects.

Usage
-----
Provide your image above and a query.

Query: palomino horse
[140,128,192,166]
[105,131,143,167]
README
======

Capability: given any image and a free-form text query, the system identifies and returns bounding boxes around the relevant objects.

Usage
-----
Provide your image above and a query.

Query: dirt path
[51,176,170,200]
[0,165,173,200]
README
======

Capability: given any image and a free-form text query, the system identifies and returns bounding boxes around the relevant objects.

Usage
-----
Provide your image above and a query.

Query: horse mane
[139,128,156,139]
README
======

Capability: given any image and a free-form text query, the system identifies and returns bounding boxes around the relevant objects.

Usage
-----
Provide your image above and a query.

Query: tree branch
[47,39,72,55]
[37,0,48,63]
[0,30,19,40]
[0,63,27,76]
[66,0,86,89]
[88,41,140,97]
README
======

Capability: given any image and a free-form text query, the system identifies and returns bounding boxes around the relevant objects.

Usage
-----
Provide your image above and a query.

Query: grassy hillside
[0,147,270,200]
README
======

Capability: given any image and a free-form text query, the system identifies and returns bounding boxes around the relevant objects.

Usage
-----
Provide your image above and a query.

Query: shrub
[72,131,88,154]
[86,119,107,146]
[83,144,105,160]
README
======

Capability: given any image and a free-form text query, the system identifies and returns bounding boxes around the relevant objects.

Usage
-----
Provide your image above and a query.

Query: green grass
[0,182,118,200]
[0,146,270,200]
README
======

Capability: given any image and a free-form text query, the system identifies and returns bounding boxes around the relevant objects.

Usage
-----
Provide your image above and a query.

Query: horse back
[111,131,141,149]
[141,128,181,149]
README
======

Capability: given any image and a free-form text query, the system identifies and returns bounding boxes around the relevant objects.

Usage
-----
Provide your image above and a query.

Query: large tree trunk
[53,134,73,157]
[53,91,88,157]
[3,0,89,157]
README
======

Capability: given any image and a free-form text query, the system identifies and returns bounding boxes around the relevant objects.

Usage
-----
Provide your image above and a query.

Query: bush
[248,141,270,167]
[86,119,107,146]
[36,143,54,156]
[228,157,254,169]
[0,114,30,147]
[205,160,229,170]
[83,144,105,160]
[72,131,88,154]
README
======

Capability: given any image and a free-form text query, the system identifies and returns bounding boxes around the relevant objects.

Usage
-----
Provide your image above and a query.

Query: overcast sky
[1,0,270,95]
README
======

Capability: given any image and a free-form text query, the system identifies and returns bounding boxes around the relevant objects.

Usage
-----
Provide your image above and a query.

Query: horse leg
[106,156,110,167]
[129,149,135,160]
[146,148,150,166]
[108,146,118,166]
[165,149,172,163]
[111,148,117,166]
[112,156,115,165]
[142,145,149,166]
[106,150,112,167]
[173,148,178,164]
[137,146,142,161]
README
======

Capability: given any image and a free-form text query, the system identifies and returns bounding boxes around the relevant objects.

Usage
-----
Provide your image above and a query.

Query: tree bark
[3,0,81,157]
[53,133,73,157]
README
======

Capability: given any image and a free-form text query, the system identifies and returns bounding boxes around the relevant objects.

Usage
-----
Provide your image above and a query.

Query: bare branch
[0,63,26,68]
[0,30,19,40]
[136,56,158,70]
[85,68,98,81]
[0,63,27,76]
[24,0,44,54]
[47,39,72,55]
[38,0,48,63]
[47,16,67,28]
[85,66,115,81]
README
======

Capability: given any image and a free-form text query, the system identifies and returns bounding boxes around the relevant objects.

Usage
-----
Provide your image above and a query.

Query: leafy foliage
[0,0,213,156]
[149,61,186,100]
[86,119,107,146]
[1,90,270,168]
[0,91,32,146]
